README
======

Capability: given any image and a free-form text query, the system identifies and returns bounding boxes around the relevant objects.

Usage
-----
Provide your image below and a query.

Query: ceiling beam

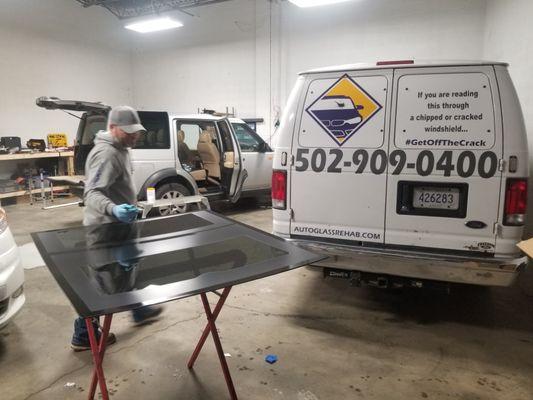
[76,0,233,18]
[76,0,122,7]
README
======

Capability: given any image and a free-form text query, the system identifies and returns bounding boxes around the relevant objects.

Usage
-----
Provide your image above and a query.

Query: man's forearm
[84,188,116,217]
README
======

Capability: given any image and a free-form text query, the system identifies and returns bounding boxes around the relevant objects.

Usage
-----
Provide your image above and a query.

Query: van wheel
[155,183,191,216]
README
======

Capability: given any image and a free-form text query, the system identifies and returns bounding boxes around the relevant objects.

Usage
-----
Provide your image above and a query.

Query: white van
[272,60,528,287]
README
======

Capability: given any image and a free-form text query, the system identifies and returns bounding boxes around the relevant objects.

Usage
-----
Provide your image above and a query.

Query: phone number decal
[294,149,498,178]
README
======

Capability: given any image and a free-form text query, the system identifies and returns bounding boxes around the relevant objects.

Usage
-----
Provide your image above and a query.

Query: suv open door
[216,119,246,202]
[36,97,110,113]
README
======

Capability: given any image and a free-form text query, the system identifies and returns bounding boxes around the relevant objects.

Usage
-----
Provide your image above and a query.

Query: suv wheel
[155,183,191,216]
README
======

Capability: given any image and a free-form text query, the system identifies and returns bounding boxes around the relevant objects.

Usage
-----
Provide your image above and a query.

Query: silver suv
[37,97,273,214]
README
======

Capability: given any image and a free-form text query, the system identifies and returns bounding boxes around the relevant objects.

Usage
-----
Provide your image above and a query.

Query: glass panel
[179,123,202,151]
[81,115,107,145]
[53,214,212,252]
[217,120,234,152]
[177,121,219,150]
[80,236,288,295]
[32,211,325,317]
[134,112,171,150]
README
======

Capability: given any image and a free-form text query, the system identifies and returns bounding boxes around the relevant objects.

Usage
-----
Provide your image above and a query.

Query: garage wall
[278,0,487,105]
[131,38,256,118]
[266,0,488,143]
[0,0,490,148]
[0,26,132,148]
[130,0,488,143]
[484,0,533,234]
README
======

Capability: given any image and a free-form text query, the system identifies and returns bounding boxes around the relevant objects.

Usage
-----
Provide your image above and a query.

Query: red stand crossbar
[85,287,237,400]
[188,287,237,400]
[85,314,113,400]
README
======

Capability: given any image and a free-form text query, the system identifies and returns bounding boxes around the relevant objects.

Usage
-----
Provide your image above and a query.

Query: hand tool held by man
[71,106,163,351]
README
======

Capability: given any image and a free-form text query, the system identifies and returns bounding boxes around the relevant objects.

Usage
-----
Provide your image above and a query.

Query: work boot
[132,305,163,325]
[71,317,117,352]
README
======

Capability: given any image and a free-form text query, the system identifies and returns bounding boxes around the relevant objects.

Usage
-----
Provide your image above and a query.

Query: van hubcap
[159,190,187,215]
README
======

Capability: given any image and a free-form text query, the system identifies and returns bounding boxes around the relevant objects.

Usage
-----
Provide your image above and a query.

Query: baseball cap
[108,106,146,134]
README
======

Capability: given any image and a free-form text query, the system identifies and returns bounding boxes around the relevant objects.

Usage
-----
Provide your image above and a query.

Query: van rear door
[385,66,503,253]
[290,70,392,244]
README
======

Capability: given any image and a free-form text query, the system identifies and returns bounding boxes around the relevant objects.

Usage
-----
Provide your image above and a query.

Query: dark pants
[72,306,157,343]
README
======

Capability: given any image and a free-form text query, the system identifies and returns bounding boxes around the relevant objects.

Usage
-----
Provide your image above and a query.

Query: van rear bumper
[287,239,527,287]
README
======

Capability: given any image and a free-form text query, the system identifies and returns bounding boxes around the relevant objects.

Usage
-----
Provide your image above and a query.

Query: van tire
[155,182,191,216]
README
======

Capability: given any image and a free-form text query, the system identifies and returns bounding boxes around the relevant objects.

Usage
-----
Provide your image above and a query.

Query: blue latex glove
[112,204,138,223]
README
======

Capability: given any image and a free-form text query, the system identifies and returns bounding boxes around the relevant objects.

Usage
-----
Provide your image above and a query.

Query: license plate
[412,187,460,210]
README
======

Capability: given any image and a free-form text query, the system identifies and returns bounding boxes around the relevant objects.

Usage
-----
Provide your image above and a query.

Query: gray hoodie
[83,131,136,226]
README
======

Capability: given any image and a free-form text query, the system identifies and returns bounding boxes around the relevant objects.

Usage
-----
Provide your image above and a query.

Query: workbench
[0,150,74,174]
[0,150,75,203]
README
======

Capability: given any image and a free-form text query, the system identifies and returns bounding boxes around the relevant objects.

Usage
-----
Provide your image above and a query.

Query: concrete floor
[1,198,533,400]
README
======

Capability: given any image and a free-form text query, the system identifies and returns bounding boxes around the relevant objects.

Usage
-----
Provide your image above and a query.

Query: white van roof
[300,60,508,75]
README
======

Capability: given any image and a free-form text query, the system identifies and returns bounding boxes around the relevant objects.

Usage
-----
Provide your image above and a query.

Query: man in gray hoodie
[71,106,163,351]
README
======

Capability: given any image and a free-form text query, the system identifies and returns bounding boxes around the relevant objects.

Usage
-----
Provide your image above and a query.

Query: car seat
[197,130,221,179]
[177,130,206,182]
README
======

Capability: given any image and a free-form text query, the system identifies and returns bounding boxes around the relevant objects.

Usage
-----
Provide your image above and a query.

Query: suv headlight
[0,208,8,235]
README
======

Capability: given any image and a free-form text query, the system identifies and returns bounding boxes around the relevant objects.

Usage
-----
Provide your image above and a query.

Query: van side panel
[273,76,306,238]
[385,66,503,253]
[493,65,529,255]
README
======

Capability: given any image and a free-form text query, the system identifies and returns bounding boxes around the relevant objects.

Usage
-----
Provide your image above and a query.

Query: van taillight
[272,170,287,210]
[504,178,527,226]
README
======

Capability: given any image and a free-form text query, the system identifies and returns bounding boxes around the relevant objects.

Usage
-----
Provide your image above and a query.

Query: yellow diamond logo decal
[306,74,382,146]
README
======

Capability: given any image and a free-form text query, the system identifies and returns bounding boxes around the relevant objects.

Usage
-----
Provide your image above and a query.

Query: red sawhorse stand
[84,286,237,400]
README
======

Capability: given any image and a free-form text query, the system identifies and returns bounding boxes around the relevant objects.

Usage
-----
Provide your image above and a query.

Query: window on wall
[133,111,171,149]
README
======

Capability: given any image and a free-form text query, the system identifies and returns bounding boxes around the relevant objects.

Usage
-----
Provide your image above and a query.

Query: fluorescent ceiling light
[125,17,183,33]
[289,0,353,7]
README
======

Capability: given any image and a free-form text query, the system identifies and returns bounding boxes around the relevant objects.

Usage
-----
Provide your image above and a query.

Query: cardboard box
[517,238,533,258]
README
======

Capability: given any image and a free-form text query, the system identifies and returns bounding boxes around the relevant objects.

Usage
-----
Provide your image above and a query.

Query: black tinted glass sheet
[53,213,212,253]
[32,211,323,317]
[80,236,286,295]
